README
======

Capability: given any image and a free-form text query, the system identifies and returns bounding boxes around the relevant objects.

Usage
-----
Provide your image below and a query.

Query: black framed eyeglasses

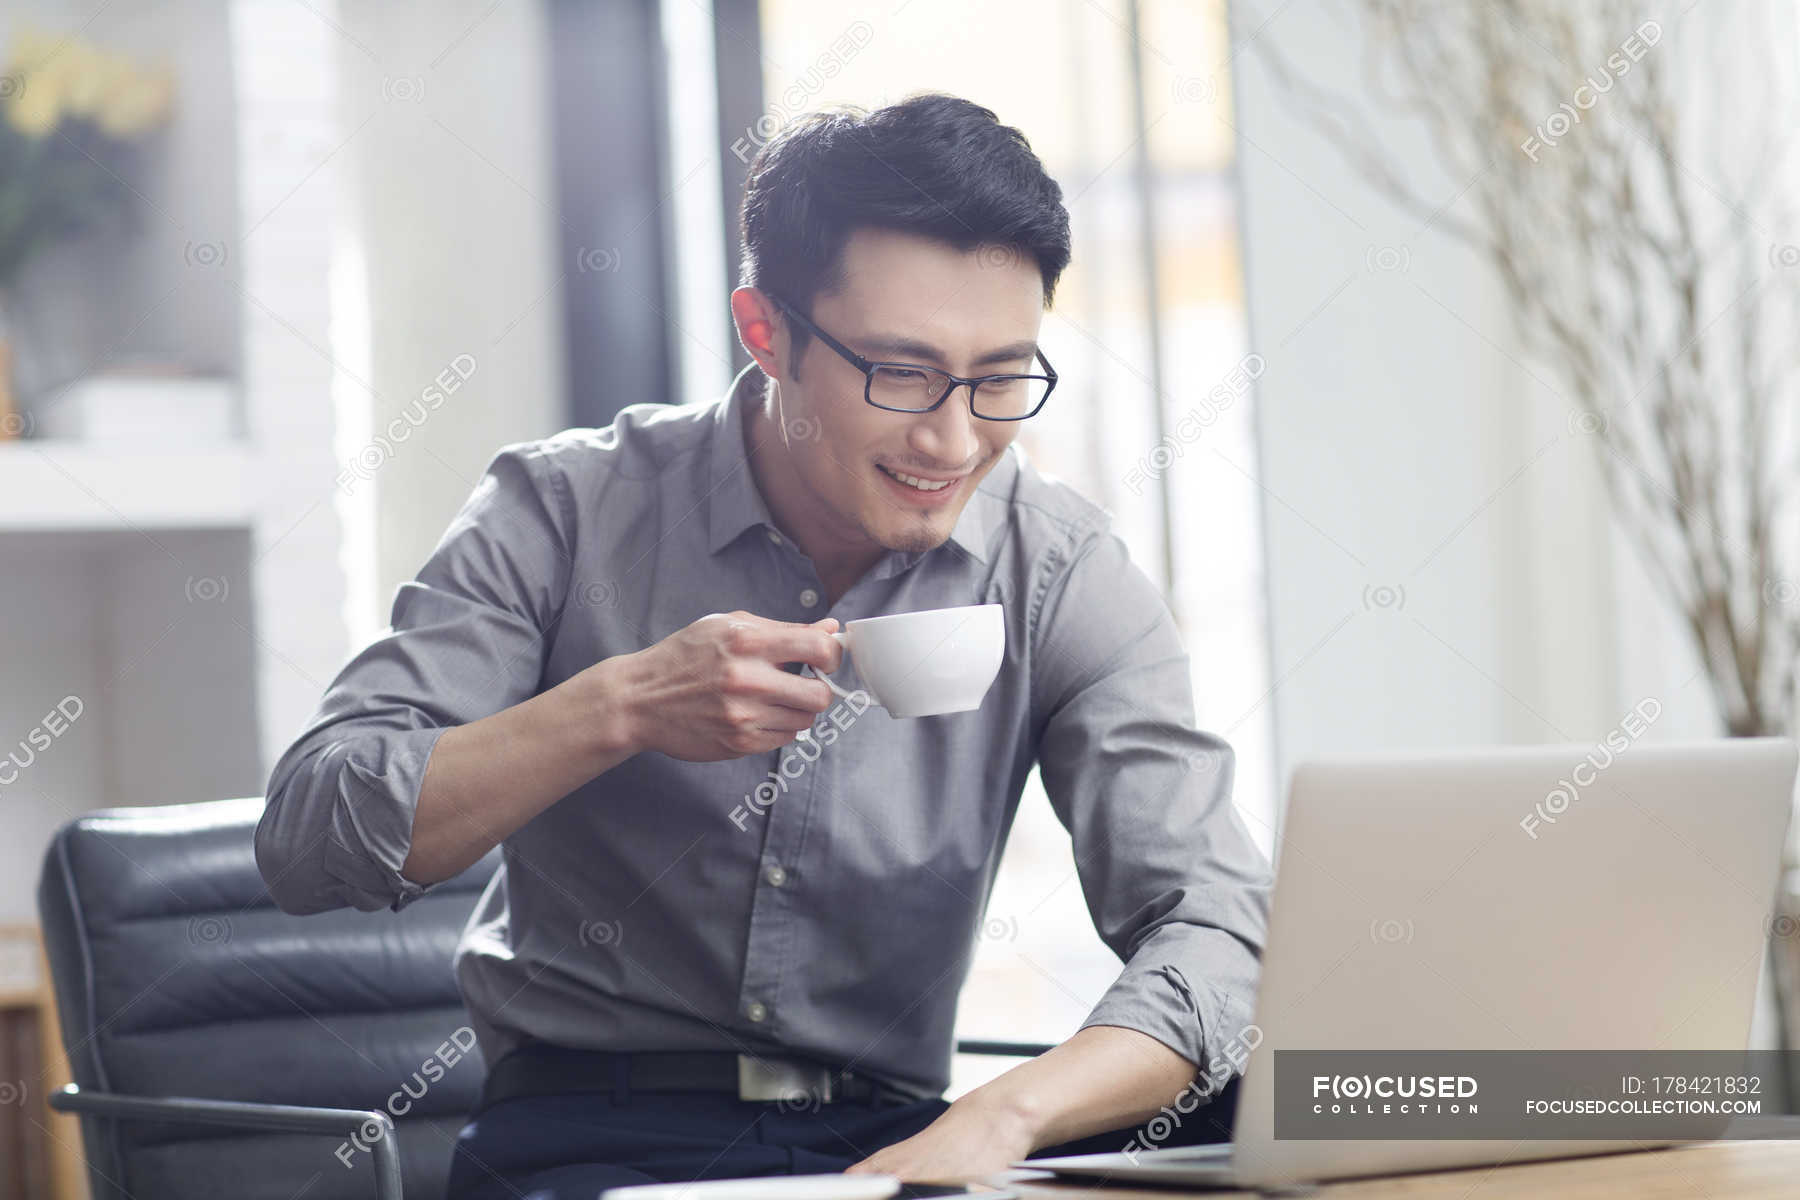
[767,294,1057,421]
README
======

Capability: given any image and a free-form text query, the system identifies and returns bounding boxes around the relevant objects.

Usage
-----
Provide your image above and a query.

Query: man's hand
[606,610,843,761]
[397,610,838,895]
[843,1092,1035,1185]
[846,1026,1204,1183]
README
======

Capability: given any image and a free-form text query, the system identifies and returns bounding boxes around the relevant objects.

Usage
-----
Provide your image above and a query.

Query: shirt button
[799,588,819,607]
[767,529,782,544]
[764,864,788,888]
[746,1000,769,1023]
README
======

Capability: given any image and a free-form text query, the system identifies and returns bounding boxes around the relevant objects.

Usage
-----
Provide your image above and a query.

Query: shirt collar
[705,373,990,564]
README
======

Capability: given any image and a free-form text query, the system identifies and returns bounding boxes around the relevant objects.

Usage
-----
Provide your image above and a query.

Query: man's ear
[730,287,782,377]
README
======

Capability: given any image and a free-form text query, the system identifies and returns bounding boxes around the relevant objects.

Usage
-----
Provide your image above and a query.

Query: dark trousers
[444,1060,1239,1198]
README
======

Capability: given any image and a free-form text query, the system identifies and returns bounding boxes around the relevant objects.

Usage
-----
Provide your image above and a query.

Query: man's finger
[738,616,841,672]
[741,664,836,712]
[753,702,823,734]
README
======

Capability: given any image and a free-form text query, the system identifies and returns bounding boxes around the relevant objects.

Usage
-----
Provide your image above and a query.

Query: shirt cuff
[321,726,452,913]
[1079,962,1237,1077]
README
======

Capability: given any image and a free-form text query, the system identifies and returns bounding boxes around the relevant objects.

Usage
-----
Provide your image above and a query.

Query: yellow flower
[59,39,107,118]
[5,68,62,138]
[2,29,173,140]
[2,26,60,76]
[96,65,174,138]
[3,27,71,138]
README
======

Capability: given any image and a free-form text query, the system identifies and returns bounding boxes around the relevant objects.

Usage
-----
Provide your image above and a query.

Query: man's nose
[907,383,982,466]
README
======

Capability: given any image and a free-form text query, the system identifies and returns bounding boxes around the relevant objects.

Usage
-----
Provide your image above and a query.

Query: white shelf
[0,440,257,532]
[0,1,355,937]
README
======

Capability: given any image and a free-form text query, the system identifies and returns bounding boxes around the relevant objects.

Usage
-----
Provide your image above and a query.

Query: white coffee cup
[803,603,1004,718]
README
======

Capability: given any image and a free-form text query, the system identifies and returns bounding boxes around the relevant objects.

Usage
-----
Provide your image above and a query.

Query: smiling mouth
[877,464,963,493]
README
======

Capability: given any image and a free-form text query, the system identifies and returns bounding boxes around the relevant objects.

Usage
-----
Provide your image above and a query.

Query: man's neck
[742,393,883,606]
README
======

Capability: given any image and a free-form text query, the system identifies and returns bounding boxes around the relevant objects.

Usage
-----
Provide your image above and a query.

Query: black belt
[477,1043,925,1111]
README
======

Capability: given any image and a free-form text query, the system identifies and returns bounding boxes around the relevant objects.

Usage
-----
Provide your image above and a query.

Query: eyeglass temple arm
[768,294,876,373]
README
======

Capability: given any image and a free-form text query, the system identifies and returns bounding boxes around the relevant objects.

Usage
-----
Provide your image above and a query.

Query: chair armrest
[48,1084,403,1200]
[954,1039,1056,1058]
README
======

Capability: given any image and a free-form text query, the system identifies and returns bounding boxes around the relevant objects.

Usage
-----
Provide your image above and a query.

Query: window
[741,0,1275,1094]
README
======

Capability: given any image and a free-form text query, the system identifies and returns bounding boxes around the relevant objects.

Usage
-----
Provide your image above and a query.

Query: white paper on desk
[602,1173,901,1200]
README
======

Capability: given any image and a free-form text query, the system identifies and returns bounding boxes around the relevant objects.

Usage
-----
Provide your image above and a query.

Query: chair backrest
[37,797,500,1200]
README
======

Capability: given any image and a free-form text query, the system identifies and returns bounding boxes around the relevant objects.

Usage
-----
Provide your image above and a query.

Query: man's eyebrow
[857,334,1040,368]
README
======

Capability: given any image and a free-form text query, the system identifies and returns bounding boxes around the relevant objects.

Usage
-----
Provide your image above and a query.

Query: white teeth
[882,466,954,492]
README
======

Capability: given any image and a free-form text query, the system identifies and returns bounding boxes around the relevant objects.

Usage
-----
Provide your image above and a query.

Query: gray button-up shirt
[257,375,1271,1097]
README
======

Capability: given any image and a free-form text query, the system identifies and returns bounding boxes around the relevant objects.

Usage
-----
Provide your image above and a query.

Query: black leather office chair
[37,797,1052,1200]
[37,797,501,1200]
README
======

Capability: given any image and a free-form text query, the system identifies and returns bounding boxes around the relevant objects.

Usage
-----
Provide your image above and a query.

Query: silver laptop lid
[1230,737,1796,1187]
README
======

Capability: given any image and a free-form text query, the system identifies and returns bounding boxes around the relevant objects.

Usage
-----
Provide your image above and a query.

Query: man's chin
[872,515,953,555]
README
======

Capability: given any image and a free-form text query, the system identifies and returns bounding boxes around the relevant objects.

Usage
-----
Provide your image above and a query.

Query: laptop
[1019,737,1798,1189]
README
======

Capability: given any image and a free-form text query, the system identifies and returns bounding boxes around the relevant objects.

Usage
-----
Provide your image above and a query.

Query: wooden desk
[0,924,86,1200]
[1001,1138,1800,1198]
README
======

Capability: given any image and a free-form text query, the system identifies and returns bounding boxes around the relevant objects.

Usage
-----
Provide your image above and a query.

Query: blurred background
[2,1,1798,1190]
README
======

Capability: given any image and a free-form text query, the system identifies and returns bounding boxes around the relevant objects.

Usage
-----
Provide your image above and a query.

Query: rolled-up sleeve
[256,444,571,915]
[1029,519,1271,1073]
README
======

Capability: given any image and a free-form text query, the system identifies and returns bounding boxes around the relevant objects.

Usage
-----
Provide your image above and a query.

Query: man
[257,93,1271,1196]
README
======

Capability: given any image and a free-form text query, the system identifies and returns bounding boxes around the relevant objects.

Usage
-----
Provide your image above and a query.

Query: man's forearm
[399,656,638,885]
[965,1025,1201,1151]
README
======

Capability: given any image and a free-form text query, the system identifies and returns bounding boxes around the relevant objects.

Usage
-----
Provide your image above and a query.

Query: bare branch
[1248,0,1800,736]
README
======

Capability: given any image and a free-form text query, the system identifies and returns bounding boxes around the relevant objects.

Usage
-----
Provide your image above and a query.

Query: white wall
[0,1,334,921]
[0,532,263,922]
[334,0,568,632]
[1231,0,1779,1045]
[1,1,567,926]
[1233,1,1641,808]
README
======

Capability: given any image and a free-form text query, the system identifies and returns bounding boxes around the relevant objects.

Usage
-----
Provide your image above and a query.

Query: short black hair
[738,92,1072,356]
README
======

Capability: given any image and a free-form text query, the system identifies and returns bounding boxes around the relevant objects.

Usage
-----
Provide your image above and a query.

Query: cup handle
[801,631,858,703]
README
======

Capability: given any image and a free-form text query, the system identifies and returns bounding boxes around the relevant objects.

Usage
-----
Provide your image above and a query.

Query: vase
[0,290,20,439]
[0,288,43,439]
